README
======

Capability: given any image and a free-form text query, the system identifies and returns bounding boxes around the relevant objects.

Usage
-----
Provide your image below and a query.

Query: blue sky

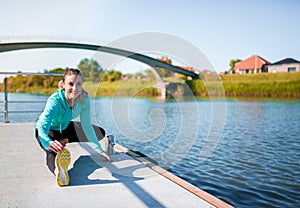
[0,0,299,74]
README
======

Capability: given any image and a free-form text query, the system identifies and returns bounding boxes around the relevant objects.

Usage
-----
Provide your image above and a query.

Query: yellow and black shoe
[55,148,71,186]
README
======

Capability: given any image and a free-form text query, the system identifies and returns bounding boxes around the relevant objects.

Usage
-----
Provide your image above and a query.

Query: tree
[44,68,65,74]
[229,59,241,74]
[102,70,122,82]
[156,56,174,77]
[78,58,90,78]
[145,69,157,80]
[78,58,103,82]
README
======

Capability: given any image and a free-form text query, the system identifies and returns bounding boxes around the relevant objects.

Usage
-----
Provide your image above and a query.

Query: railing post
[4,77,9,123]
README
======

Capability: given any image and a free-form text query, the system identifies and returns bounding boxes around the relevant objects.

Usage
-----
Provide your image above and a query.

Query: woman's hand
[100,151,112,162]
[49,140,64,153]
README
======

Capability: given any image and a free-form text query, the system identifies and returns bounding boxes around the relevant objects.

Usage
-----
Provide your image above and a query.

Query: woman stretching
[35,68,111,186]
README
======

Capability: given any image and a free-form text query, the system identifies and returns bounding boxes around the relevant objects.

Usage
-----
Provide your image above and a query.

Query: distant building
[233,55,271,74]
[265,58,300,73]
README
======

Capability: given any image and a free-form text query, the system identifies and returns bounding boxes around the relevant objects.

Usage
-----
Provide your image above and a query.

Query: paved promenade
[0,123,233,208]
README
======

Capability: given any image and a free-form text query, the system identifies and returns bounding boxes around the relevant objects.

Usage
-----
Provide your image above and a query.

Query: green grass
[1,72,300,99]
[186,72,300,98]
[221,72,300,82]
[0,78,160,97]
[83,80,159,97]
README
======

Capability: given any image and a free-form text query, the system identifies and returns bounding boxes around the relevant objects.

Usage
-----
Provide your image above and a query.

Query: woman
[35,68,111,186]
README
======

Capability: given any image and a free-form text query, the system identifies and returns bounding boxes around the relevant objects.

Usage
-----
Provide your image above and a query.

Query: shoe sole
[56,148,71,186]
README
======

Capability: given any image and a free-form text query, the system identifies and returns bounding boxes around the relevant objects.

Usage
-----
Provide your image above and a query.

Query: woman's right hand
[49,140,64,153]
[100,151,112,162]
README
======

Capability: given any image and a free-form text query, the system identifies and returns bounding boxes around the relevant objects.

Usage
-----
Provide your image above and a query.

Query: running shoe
[55,148,71,186]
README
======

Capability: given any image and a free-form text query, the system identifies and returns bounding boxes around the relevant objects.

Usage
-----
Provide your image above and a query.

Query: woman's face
[63,74,83,101]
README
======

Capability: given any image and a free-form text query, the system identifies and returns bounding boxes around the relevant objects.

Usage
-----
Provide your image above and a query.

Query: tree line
[0,57,174,94]
[0,58,123,93]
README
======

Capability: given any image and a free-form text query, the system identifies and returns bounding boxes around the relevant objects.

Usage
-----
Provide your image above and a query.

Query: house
[265,58,300,73]
[233,55,271,74]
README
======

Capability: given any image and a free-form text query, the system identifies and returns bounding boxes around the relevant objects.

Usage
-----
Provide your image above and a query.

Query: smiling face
[63,74,83,102]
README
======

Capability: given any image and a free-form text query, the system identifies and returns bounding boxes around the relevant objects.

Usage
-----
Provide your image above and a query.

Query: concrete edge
[114,144,234,208]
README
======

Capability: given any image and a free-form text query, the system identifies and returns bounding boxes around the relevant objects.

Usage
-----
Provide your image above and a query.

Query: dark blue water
[1,93,299,207]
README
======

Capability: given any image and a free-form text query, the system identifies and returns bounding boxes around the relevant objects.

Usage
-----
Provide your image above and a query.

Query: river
[1,93,299,208]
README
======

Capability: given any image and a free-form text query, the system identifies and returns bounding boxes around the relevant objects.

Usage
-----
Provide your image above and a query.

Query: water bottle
[106,135,115,155]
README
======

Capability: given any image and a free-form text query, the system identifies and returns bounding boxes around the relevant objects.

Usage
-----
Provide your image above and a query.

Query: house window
[262,66,268,73]
[288,67,296,72]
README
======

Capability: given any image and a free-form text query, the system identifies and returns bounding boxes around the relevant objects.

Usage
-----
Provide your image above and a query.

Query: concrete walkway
[0,123,233,208]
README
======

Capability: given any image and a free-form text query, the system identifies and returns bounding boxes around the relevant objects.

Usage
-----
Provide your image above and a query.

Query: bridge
[0,40,199,100]
[0,41,199,78]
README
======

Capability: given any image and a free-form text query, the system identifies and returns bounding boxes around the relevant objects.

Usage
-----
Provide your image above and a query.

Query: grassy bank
[1,72,299,99]
[186,72,300,98]
[83,79,159,97]
[0,77,159,97]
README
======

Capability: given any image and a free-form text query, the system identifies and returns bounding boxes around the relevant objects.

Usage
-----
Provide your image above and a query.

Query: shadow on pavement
[68,154,165,207]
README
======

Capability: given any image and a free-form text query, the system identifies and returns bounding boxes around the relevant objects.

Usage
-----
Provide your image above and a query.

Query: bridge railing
[0,72,63,123]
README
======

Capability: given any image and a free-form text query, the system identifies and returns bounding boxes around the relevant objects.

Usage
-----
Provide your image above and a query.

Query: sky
[0,0,300,74]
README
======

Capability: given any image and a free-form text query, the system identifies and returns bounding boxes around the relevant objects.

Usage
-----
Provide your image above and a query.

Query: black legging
[35,121,105,173]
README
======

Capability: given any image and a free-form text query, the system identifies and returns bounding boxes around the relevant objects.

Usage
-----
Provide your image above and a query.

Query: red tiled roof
[177,65,199,73]
[234,55,271,71]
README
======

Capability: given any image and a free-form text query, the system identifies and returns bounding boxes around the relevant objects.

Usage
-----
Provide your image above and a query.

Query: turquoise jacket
[36,89,103,153]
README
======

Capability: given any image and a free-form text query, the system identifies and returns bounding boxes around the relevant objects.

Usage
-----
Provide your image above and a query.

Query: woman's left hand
[100,151,112,162]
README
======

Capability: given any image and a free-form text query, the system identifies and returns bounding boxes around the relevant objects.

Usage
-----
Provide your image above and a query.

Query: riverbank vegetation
[0,58,299,99]
[0,69,160,97]
[186,72,300,98]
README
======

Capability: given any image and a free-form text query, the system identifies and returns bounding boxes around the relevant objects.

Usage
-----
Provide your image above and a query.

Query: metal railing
[0,72,63,123]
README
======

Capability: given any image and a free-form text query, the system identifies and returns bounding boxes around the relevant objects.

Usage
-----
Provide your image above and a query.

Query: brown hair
[62,68,82,82]
[61,68,88,103]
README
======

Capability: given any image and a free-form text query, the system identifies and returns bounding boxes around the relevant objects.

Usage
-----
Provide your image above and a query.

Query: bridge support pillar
[160,85,166,100]
[154,82,167,100]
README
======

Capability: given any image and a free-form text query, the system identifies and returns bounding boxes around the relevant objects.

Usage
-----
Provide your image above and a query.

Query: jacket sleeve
[80,97,104,153]
[36,97,60,150]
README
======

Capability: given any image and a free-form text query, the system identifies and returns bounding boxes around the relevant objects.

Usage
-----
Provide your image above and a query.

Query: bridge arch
[0,41,199,99]
[0,41,198,78]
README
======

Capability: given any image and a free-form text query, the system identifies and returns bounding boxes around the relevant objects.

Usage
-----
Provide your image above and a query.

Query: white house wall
[267,63,300,73]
